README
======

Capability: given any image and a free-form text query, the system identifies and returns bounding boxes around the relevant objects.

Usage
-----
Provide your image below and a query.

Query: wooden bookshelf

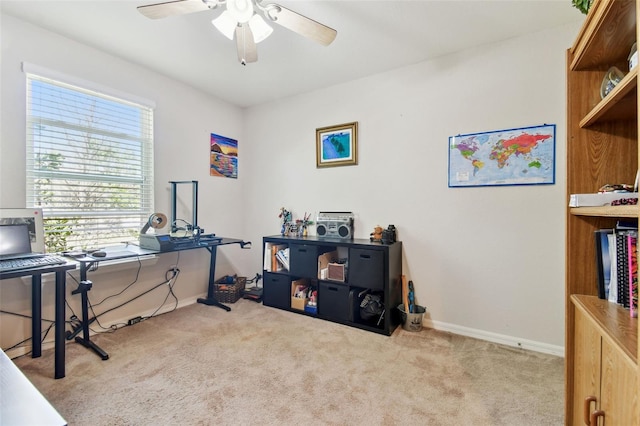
[565,0,639,424]
[572,294,638,363]
[570,205,639,217]
[580,67,637,127]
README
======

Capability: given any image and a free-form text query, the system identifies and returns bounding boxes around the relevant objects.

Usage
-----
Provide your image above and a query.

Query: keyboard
[0,255,67,273]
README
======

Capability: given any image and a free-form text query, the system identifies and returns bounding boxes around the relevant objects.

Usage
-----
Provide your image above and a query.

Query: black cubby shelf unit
[262,235,402,336]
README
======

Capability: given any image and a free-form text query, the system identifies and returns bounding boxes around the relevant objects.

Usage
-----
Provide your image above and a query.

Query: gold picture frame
[316,122,358,168]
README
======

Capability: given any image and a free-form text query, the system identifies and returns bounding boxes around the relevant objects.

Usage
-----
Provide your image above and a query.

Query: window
[24,66,154,252]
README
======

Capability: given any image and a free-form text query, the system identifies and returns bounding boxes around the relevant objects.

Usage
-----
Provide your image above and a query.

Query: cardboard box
[291,278,309,311]
[317,251,338,279]
[327,262,345,282]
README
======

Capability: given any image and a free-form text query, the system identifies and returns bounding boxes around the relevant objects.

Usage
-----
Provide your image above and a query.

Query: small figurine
[279,207,292,236]
[308,289,318,307]
[370,225,383,242]
[294,284,308,298]
[300,212,313,237]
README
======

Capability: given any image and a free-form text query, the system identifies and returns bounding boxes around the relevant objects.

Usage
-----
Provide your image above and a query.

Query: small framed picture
[316,122,358,168]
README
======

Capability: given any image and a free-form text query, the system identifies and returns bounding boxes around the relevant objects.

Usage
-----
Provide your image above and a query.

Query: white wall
[242,22,582,354]
[1,11,581,356]
[0,14,247,355]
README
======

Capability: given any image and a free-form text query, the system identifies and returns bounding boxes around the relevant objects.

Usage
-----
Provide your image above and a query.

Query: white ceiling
[1,0,584,108]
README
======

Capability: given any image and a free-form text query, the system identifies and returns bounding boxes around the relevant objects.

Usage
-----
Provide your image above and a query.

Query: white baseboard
[8,299,564,360]
[424,319,565,357]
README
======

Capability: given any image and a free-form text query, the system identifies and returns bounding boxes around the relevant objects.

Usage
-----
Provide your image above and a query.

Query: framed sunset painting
[210,133,238,179]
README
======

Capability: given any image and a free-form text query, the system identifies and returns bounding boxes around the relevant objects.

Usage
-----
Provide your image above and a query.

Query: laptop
[0,224,44,260]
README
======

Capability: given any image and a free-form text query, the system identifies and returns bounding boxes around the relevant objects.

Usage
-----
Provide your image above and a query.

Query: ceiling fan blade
[235,24,258,65]
[137,0,212,20]
[264,3,337,46]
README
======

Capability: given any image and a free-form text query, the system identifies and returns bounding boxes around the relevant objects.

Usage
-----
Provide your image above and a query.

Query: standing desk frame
[69,237,250,361]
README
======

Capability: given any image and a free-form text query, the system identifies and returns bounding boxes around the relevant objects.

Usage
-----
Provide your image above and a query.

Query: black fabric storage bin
[289,244,319,277]
[263,272,291,309]
[348,248,384,290]
[319,281,350,322]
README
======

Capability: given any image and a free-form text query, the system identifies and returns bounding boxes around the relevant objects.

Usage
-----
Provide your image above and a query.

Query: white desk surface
[0,349,66,425]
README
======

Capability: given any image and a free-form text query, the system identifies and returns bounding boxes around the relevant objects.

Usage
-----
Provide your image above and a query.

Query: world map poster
[448,124,555,187]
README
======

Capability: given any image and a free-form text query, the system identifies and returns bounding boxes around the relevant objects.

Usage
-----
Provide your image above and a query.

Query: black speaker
[337,223,351,238]
[317,223,328,236]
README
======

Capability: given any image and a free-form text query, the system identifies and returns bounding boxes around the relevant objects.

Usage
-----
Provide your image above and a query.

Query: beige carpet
[13,299,564,425]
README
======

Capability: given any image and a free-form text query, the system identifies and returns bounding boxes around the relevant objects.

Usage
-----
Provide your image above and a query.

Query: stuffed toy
[370,225,383,242]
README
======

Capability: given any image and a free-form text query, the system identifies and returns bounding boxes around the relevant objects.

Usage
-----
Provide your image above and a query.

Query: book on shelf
[271,244,278,272]
[617,219,638,229]
[597,224,639,317]
[615,232,629,308]
[607,232,618,304]
[264,243,289,272]
[276,247,289,271]
[594,229,613,300]
[569,192,638,207]
[272,244,287,272]
[264,242,272,271]
[628,233,638,318]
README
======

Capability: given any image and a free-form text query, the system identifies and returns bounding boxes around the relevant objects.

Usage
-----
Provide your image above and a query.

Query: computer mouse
[92,251,107,258]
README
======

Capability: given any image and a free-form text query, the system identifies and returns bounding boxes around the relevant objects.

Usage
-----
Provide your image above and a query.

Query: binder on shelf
[264,242,272,272]
[607,233,618,305]
[628,232,638,318]
[615,232,629,308]
[604,226,639,311]
[594,229,613,300]
[569,192,638,207]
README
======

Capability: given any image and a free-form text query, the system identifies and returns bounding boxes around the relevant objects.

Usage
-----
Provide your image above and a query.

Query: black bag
[360,293,384,321]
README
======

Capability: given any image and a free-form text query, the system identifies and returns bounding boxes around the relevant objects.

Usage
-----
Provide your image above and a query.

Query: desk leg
[54,270,66,379]
[197,246,231,312]
[73,280,109,361]
[32,274,42,358]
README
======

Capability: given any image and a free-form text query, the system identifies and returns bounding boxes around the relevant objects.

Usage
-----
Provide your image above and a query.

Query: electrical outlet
[128,316,142,325]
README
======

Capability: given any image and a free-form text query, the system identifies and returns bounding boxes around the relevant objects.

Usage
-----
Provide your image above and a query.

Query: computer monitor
[0,208,45,253]
[0,224,33,258]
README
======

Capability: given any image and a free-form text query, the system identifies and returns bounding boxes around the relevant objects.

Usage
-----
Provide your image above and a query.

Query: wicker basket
[213,275,246,303]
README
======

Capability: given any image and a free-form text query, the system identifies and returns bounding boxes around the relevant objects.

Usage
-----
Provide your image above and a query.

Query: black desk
[0,261,76,379]
[69,237,250,360]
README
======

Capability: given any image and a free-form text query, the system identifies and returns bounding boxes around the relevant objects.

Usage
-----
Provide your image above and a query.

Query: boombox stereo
[316,212,354,239]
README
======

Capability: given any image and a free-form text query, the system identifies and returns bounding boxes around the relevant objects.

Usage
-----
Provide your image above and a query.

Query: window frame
[23,63,155,252]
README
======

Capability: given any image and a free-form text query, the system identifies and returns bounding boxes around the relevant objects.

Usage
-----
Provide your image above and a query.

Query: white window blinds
[25,70,154,252]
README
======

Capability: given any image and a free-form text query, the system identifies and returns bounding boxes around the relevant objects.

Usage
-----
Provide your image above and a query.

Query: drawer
[289,244,319,277]
[348,248,384,290]
[263,272,291,309]
[319,281,350,322]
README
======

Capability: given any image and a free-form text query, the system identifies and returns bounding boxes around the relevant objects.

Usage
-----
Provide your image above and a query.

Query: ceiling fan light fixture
[212,11,237,40]
[140,0,338,64]
[226,0,254,24]
[248,14,273,43]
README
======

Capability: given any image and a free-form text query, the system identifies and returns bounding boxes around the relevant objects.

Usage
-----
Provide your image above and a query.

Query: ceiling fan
[137,0,337,65]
